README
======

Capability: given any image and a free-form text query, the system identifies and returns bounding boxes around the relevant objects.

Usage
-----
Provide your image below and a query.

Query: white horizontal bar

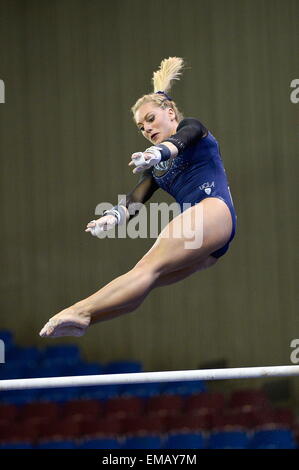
[0,365,298,391]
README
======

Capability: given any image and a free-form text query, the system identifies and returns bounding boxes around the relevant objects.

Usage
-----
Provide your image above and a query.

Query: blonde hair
[131,57,186,123]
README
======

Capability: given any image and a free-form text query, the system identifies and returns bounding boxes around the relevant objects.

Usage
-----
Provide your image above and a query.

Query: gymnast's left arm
[154,118,208,159]
[130,118,208,173]
[163,118,208,154]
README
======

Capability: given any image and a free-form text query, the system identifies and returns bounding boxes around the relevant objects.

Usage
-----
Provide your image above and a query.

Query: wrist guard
[145,144,172,162]
[103,205,128,225]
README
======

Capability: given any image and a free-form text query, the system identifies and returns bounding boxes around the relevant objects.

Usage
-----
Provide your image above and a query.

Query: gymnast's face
[135,102,178,145]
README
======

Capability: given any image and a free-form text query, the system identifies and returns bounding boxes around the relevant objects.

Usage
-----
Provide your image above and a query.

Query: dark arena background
[0,0,298,454]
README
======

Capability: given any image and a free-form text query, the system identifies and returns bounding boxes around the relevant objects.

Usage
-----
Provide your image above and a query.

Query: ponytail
[131,57,186,123]
[152,57,185,93]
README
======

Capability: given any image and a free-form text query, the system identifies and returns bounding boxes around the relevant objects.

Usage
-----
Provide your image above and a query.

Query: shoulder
[177,117,209,137]
[177,117,208,133]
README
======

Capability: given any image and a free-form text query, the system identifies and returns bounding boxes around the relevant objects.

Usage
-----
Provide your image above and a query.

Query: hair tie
[155,90,173,101]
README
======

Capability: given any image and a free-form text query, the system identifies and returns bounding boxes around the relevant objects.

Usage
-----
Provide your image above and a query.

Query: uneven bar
[0,365,298,391]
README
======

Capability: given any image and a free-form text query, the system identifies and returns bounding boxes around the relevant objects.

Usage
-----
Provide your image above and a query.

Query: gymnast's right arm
[85,169,159,236]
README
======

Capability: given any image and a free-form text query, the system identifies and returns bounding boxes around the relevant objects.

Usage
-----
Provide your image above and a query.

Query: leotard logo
[199,181,215,195]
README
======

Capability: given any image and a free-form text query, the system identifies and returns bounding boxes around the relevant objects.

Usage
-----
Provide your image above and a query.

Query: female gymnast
[39,57,236,338]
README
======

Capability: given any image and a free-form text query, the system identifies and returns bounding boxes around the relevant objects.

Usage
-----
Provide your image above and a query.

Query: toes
[39,320,57,337]
[39,324,51,337]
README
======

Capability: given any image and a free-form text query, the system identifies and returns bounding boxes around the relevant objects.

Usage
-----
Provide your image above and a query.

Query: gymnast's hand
[85,214,118,236]
[129,149,161,174]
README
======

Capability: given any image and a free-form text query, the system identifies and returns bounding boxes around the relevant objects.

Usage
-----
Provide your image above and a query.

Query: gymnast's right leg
[39,198,230,337]
[39,255,216,335]
[87,255,217,325]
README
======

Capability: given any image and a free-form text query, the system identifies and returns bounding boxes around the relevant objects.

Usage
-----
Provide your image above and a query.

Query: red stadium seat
[251,408,276,430]
[274,407,295,427]
[18,402,61,423]
[62,399,103,420]
[104,396,144,419]
[0,421,41,443]
[185,392,225,415]
[211,411,253,431]
[252,407,295,430]
[165,414,210,433]
[146,395,184,417]
[229,389,269,411]
[79,416,123,438]
[0,422,11,442]
[38,417,81,441]
[0,404,19,425]
[122,415,165,436]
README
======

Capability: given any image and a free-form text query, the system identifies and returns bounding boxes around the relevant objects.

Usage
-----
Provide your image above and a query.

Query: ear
[167,107,176,120]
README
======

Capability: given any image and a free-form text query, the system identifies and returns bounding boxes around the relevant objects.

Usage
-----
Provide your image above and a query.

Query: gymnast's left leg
[39,198,231,337]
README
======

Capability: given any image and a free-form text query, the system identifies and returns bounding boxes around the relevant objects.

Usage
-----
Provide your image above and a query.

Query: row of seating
[0,412,297,443]
[0,396,295,428]
[0,430,296,449]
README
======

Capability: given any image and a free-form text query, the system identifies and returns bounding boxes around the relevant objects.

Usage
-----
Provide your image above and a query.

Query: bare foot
[39,306,91,338]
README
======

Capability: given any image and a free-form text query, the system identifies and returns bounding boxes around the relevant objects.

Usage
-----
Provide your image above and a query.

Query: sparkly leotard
[125,118,237,258]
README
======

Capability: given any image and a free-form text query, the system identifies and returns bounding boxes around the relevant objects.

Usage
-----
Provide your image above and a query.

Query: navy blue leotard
[124,117,237,258]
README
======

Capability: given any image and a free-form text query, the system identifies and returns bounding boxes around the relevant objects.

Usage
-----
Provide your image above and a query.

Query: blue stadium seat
[120,383,162,398]
[0,364,31,380]
[38,386,81,403]
[104,360,142,374]
[36,440,77,449]
[40,345,81,366]
[31,364,73,378]
[6,346,40,366]
[161,380,206,396]
[123,436,162,449]
[79,384,121,400]
[207,431,249,449]
[249,429,296,449]
[79,438,121,449]
[0,442,33,449]
[0,389,40,405]
[164,433,205,449]
[67,362,104,376]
